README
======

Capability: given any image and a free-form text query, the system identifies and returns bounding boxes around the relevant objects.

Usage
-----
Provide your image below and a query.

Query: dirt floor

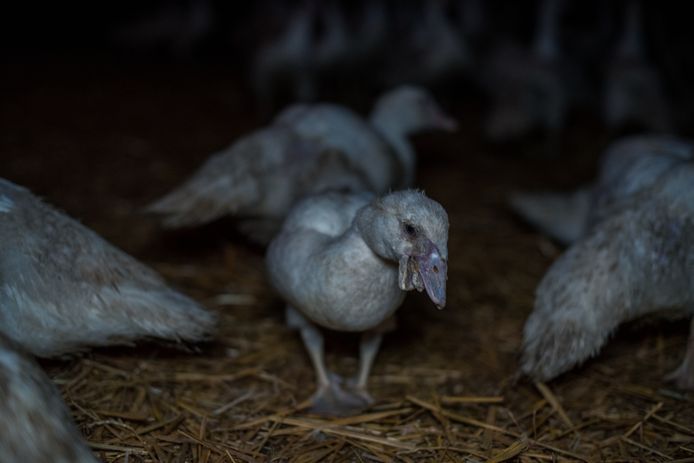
[3,57,694,462]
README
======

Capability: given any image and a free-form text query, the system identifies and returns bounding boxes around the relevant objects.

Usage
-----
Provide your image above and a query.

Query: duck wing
[147,127,292,226]
[0,179,216,356]
[509,186,593,245]
[591,136,692,224]
[148,125,370,231]
[276,104,398,193]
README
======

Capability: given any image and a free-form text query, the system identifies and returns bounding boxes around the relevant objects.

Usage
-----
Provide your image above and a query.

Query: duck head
[370,85,458,134]
[356,190,449,308]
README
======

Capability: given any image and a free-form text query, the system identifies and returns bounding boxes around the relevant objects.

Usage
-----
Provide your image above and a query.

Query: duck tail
[100,284,218,344]
[509,185,593,245]
[146,154,258,228]
[145,179,233,228]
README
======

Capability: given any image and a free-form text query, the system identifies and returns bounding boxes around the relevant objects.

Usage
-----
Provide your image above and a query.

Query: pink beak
[433,109,458,131]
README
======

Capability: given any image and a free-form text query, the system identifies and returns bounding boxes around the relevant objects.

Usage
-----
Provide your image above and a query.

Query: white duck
[394,0,471,86]
[147,125,370,243]
[275,85,457,190]
[0,178,216,357]
[251,2,316,111]
[483,0,569,142]
[0,334,97,463]
[266,190,449,415]
[509,135,693,245]
[603,0,671,132]
[113,0,213,58]
[148,86,456,241]
[514,137,694,387]
[312,0,351,74]
[456,0,486,41]
[347,0,389,70]
[311,0,389,84]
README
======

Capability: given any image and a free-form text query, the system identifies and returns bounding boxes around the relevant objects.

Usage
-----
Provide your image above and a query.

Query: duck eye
[403,222,417,237]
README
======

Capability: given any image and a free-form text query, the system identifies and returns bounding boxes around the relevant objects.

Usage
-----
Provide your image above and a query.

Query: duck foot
[309,375,373,416]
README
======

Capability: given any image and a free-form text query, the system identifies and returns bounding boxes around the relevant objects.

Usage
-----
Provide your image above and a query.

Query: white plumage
[0,178,216,357]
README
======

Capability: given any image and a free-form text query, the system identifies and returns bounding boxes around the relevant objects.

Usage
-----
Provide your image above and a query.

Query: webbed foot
[309,374,372,416]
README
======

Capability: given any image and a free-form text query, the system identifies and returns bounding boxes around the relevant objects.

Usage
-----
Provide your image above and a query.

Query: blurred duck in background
[148,85,456,243]
[602,0,672,133]
[251,1,316,113]
[251,0,390,112]
[382,0,472,88]
[483,0,572,144]
[114,0,213,57]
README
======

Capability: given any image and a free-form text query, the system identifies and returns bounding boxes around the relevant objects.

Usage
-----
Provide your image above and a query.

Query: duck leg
[286,306,370,415]
[348,331,382,404]
[665,317,694,389]
[349,317,396,402]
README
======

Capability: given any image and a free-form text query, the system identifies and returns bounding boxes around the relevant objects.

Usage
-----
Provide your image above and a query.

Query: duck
[516,138,694,387]
[147,125,370,243]
[345,0,389,72]
[266,190,449,415]
[148,86,456,242]
[0,178,217,357]
[483,0,570,142]
[312,0,351,76]
[509,135,693,245]
[0,333,97,463]
[310,0,389,92]
[251,1,316,112]
[113,0,213,58]
[383,0,471,87]
[275,85,457,190]
[602,0,671,132]
[455,0,486,42]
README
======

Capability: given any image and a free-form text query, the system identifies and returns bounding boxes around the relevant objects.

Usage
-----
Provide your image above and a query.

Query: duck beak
[415,241,447,309]
[431,108,458,132]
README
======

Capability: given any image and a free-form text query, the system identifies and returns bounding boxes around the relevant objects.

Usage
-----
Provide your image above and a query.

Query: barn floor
[3,56,694,462]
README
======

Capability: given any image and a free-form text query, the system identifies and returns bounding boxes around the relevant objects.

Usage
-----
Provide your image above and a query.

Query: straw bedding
[4,62,694,462]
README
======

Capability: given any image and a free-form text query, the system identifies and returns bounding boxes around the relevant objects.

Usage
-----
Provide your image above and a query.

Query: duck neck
[354,204,399,262]
[369,110,416,188]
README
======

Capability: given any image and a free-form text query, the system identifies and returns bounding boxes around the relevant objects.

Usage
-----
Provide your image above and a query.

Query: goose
[516,140,694,387]
[0,333,97,463]
[266,190,448,415]
[148,86,455,242]
[0,178,216,357]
